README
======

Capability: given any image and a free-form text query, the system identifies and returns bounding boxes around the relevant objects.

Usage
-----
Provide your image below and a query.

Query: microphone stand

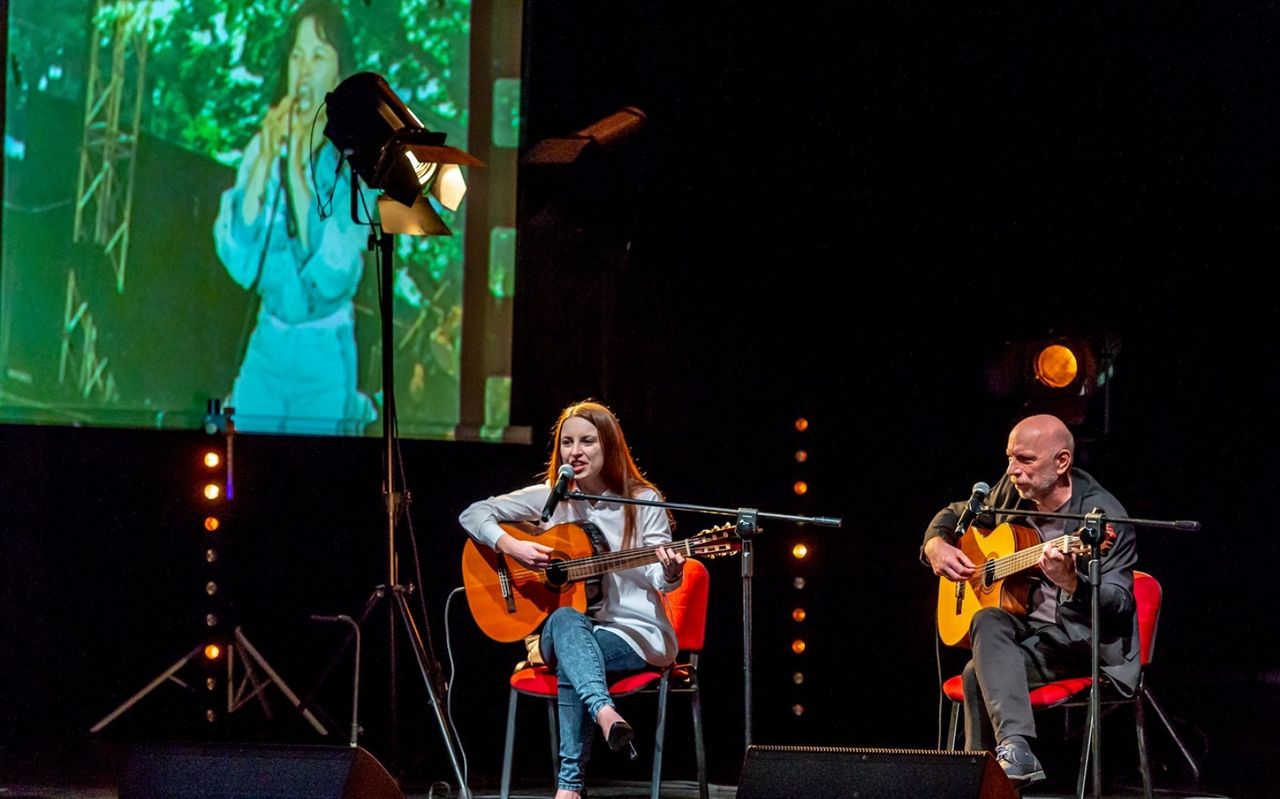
[982,504,1200,799]
[562,489,841,752]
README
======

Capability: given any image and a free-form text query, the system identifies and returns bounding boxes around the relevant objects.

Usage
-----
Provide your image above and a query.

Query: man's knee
[969,607,1016,642]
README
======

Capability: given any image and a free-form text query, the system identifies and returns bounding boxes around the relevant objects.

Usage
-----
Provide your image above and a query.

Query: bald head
[1005,414,1075,507]
[1011,414,1075,457]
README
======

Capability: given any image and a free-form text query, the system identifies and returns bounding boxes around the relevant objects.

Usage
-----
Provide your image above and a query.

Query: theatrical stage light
[203,516,219,532]
[323,71,483,235]
[792,480,808,496]
[792,608,807,622]
[794,449,807,463]
[794,417,809,432]
[522,106,647,165]
[203,644,221,660]
[792,672,805,685]
[203,483,220,500]
[203,451,220,468]
[985,334,1117,428]
[1034,343,1080,389]
[791,639,807,655]
[792,543,808,559]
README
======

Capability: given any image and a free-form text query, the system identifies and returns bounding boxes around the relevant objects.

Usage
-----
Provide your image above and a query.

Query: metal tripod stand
[91,409,331,737]
[302,223,471,797]
[90,626,328,735]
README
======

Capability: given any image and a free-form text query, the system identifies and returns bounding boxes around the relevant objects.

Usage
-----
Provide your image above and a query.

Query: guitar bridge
[496,555,516,615]
[954,580,965,615]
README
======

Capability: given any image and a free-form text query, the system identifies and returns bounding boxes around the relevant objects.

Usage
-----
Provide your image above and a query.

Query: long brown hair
[544,400,671,549]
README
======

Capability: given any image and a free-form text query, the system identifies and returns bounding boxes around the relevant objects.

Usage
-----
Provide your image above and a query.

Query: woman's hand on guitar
[925,535,976,581]
[655,545,686,582]
[497,534,554,569]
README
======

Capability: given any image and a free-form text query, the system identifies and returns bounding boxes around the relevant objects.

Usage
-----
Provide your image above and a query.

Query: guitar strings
[972,534,1081,586]
[504,529,733,581]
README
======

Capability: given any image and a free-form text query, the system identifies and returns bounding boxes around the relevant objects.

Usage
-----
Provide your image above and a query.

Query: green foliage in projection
[112,0,472,271]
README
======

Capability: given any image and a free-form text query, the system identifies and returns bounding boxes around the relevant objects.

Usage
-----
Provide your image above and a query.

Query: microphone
[541,464,575,523]
[952,481,991,538]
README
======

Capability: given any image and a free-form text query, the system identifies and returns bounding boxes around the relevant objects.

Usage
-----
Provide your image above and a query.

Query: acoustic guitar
[461,521,741,643]
[935,522,1092,648]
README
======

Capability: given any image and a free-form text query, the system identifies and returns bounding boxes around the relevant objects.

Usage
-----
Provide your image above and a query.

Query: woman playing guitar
[458,399,686,799]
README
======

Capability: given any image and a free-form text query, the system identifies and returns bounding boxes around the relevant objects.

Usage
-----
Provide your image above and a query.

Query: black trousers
[962,607,1090,750]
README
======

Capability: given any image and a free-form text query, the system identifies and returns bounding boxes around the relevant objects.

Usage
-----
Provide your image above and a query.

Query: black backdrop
[3,1,1279,795]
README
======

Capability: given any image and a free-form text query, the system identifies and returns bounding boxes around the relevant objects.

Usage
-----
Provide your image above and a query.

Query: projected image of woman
[213,0,374,435]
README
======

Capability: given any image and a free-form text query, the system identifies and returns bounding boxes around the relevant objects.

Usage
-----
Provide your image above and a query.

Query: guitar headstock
[1065,524,1118,557]
[687,524,743,559]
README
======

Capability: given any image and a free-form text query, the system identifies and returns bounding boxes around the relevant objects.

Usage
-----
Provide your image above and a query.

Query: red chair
[499,558,711,799]
[942,570,1201,798]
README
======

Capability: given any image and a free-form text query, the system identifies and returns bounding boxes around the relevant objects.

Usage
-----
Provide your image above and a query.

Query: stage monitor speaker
[737,745,1018,799]
[119,741,407,799]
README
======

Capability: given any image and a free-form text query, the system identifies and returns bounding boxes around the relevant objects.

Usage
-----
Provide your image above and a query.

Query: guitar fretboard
[978,534,1079,585]
[506,532,730,583]
[562,538,698,580]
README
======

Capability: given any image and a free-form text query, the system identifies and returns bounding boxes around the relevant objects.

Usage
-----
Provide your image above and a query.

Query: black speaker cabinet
[737,745,1018,799]
[119,741,407,799]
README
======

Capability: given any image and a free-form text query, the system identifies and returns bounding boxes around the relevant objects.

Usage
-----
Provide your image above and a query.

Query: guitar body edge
[935,522,1040,648]
[461,524,593,643]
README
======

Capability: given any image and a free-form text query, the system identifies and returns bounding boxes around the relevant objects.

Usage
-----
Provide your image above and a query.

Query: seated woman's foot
[597,705,638,759]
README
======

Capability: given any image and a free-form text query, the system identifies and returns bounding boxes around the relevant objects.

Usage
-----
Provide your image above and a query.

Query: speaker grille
[119,742,405,799]
[737,745,1017,799]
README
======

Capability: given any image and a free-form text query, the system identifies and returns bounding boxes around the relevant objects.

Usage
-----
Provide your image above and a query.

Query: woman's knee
[542,607,589,653]
[545,607,588,634]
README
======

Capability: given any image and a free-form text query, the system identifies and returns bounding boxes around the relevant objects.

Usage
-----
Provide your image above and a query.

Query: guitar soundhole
[544,560,569,590]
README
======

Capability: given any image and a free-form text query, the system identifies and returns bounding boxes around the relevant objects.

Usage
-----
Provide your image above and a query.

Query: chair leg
[1075,705,1093,799]
[649,672,671,799]
[500,687,518,799]
[946,701,960,751]
[1135,692,1153,799]
[1143,686,1202,781]
[546,699,560,789]
[692,676,708,799]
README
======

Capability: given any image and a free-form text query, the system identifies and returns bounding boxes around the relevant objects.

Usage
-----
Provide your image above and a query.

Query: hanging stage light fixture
[323,71,484,235]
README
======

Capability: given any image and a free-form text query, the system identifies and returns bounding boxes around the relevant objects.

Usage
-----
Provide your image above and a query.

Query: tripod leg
[392,590,471,799]
[90,645,202,733]
[230,642,277,718]
[234,627,329,736]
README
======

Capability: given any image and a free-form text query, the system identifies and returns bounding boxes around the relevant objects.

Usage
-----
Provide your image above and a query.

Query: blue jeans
[539,607,648,793]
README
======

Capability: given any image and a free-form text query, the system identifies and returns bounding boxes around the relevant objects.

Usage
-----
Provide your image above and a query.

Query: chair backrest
[1133,570,1162,666]
[663,558,710,653]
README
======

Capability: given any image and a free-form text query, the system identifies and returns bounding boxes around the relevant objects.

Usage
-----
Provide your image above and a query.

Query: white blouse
[459,481,680,665]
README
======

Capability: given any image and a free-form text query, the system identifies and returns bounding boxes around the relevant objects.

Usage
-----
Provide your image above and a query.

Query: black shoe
[606,719,637,760]
[995,737,1045,785]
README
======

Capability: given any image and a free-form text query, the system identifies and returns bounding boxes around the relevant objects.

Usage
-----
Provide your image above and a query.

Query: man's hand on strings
[925,535,976,582]
[1039,543,1079,594]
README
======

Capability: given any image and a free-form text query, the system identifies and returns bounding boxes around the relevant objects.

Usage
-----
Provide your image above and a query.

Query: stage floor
[0,763,1244,799]
[0,736,1242,799]
[0,780,1240,799]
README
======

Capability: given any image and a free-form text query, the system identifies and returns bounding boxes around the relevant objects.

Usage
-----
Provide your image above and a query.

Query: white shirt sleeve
[458,482,551,550]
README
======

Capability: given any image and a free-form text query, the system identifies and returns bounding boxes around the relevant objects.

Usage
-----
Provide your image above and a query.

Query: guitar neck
[561,538,697,582]
[987,534,1078,582]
